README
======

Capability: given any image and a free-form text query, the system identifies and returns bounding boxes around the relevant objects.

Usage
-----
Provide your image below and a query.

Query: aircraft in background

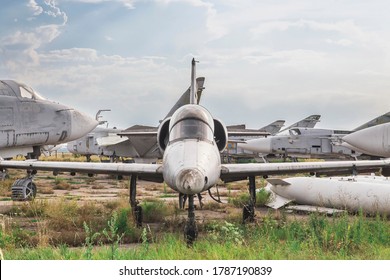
[225,115,321,161]
[277,114,321,134]
[238,111,390,161]
[0,80,98,160]
[1,60,390,245]
[262,121,390,215]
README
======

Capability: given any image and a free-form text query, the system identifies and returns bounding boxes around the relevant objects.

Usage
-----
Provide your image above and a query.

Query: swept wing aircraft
[238,112,390,161]
[225,115,321,161]
[0,80,98,160]
[1,60,390,245]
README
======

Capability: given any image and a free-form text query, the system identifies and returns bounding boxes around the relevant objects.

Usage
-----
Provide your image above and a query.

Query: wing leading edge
[220,159,390,182]
[0,160,164,182]
[2,158,390,183]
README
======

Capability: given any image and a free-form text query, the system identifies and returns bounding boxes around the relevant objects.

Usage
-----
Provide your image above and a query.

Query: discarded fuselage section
[265,175,390,215]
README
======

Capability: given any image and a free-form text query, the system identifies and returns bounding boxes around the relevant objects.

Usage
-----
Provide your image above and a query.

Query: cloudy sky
[1,0,390,130]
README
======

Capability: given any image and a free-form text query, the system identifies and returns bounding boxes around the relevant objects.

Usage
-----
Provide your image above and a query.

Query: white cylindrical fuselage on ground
[267,176,390,215]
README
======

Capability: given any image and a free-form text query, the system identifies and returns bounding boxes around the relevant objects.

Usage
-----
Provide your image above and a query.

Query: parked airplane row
[1,60,390,245]
[238,111,390,161]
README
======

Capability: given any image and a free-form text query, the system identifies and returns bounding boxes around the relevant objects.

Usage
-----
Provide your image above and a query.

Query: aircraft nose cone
[69,110,98,141]
[343,124,390,157]
[238,137,272,153]
[176,168,205,195]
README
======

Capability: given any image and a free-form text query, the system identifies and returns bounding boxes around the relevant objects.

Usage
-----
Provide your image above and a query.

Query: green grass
[1,211,389,260]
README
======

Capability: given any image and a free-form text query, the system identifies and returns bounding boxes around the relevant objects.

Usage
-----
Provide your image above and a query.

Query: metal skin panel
[0,107,14,126]
[163,139,220,195]
[266,176,390,215]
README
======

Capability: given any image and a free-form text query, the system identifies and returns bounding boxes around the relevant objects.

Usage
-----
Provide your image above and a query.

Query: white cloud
[65,0,136,9]
[27,0,44,16]
[44,0,68,25]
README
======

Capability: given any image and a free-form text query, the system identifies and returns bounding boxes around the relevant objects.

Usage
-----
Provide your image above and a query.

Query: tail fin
[353,111,390,131]
[163,77,205,119]
[190,58,198,105]
[259,120,285,135]
[278,114,320,134]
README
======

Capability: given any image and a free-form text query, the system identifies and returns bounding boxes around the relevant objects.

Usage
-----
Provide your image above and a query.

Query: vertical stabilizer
[190,58,197,105]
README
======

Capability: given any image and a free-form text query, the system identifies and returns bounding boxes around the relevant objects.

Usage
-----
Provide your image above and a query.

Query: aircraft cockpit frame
[0,80,45,101]
[168,105,215,143]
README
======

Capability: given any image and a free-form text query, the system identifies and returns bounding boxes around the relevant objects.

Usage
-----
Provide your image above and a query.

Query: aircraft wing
[227,130,270,137]
[220,159,390,182]
[0,160,164,182]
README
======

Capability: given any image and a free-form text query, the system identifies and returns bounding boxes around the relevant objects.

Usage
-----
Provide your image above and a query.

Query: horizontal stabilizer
[265,188,293,209]
[96,135,128,147]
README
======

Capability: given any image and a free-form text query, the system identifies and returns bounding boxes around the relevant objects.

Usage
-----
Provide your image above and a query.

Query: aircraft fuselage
[161,104,223,195]
[0,80,98,158]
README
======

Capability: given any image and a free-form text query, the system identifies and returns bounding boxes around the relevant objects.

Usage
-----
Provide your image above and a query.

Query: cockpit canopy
[169,105,214,142]
[0,80,45,100]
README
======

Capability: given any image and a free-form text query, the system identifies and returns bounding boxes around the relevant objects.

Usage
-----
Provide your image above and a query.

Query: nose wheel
[184,195,198,246]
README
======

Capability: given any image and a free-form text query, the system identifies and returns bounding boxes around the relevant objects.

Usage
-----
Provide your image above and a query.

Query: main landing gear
[129,175,142,228]
[243,176,256,223]
[179,193,204,209]
[128,176,198,245]
[11,170,37,201]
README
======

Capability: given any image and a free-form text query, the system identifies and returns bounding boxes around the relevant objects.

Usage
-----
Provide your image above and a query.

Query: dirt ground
[0,168,253,219]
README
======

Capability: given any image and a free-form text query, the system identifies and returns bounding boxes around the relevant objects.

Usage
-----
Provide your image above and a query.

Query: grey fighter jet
[0,80,98,159]
[238,111,390,161]
[2,60,390,245]
[225,115,320,161]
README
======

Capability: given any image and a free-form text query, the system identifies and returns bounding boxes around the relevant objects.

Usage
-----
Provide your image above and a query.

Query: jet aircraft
[1,60,390,245]
[0,80,98,160]
[67,77,206,163]
[225,115,321,161]
[238,112,390,161]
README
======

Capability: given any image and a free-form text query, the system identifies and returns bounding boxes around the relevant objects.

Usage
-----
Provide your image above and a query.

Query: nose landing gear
[184,195,198,246]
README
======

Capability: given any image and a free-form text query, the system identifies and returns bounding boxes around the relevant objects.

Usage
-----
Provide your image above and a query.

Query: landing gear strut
[243,176,256,223]
[11,170,37,201]
[129,175,142,227]
[0,169,9,180]
[184,195,198,246]
[179,193,204,209]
